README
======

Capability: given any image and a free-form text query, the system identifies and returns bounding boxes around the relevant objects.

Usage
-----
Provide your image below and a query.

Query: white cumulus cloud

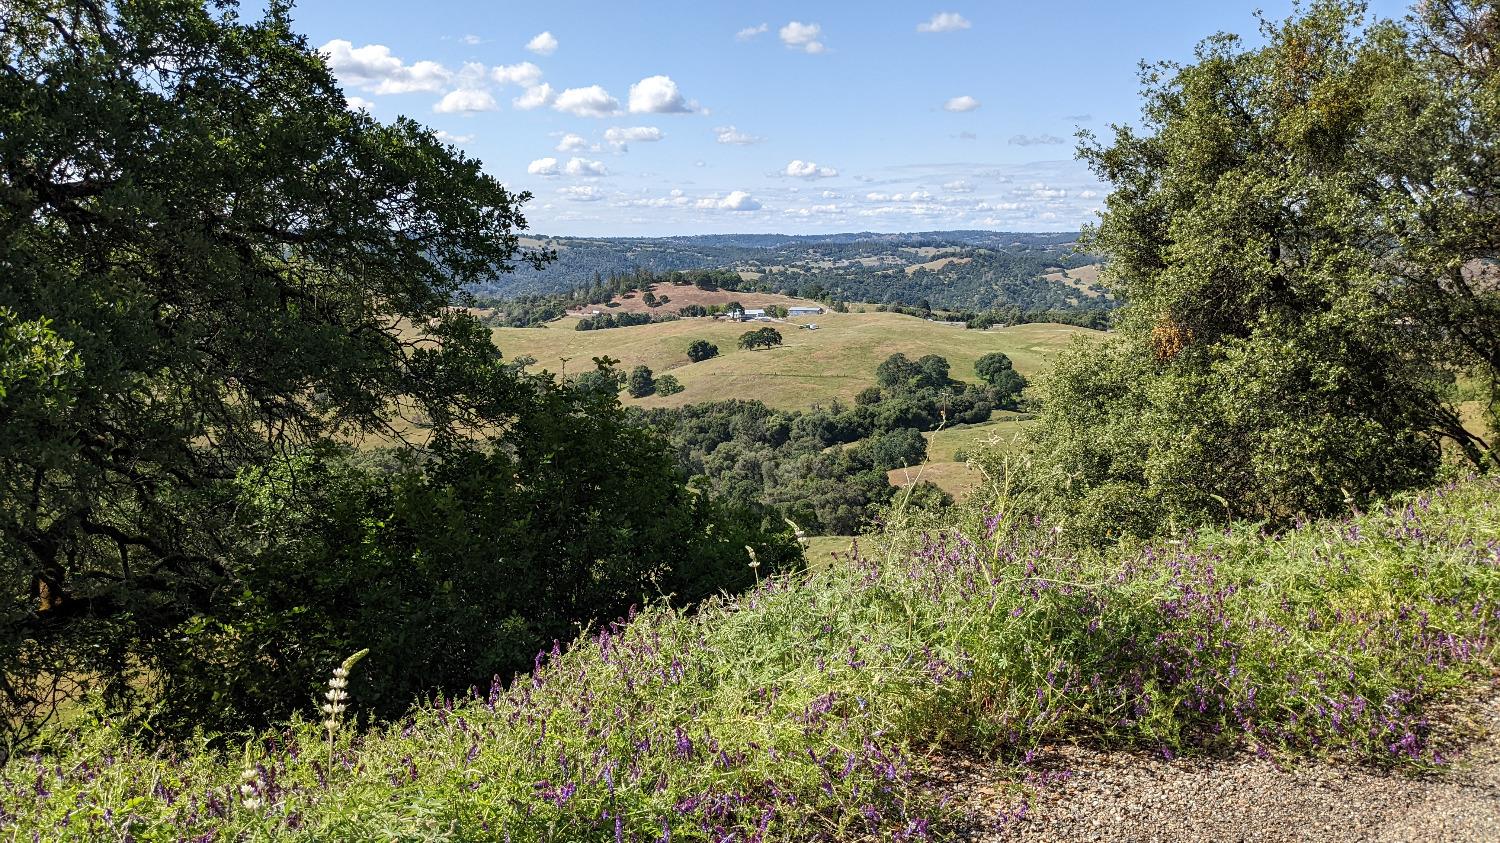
[527,157,560,176]
[943,179,973,192]
[554,85,620,117]
[779,21,825,54]
[736,23,769,40]
[491,61,543,87]
[784,160,838,179]
[784,204,842,217]
[564,157,609,177]
[714,125,762,145]
[604,126,663,150]
[944,95,980,112]
[556,133,591,152]
[434,130,474,144]
[628,75,699,114]
[525,31,558,56]
[345,95,374,111]
[320,40,450,94]
[917,12,971,33]
[433,88,498,113]
[514,83,555,110]
[697,191,762,211]
[558,185,603,202]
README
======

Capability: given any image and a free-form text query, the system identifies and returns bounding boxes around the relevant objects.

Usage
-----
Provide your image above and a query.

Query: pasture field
[491,311,1100,411]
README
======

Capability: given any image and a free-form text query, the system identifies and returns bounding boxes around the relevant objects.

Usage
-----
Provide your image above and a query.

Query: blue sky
[285,1,1411,236]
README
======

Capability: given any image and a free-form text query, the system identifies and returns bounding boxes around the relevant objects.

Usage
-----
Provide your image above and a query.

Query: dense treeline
[632,352,1025,534]
[479,232,1088,298]
[574,311,677,330]
[0,1,793,742]
[873,302,1114,330]
[476,245,1117,328]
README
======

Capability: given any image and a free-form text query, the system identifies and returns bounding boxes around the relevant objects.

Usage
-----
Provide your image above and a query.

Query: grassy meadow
[491,312,1097,412]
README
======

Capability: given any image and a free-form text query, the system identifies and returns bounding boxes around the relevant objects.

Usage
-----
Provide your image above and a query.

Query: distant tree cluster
[633,351,1013,534]
[576,311,678,331]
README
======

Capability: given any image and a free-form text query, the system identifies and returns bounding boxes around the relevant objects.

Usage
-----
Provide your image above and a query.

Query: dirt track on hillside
[925,680,1500,841]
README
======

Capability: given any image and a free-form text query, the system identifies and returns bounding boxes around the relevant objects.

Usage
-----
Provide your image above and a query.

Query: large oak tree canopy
[1022,0,1499,539]
[0,0,741,735]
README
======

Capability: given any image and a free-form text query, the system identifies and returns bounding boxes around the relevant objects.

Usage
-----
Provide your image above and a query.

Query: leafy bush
[738,327,783,350]
[1018,1,1500,543]
[656,374,684,396]
[974,352,1026,407]
[627,364,656,397]
[859,427,928,472]
[686,339,719,362]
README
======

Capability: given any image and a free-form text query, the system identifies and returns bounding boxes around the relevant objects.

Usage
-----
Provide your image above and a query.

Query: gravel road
[923,683,1500,842]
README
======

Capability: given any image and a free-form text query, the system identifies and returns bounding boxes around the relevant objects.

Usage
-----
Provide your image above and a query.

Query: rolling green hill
[492,311,1098,412]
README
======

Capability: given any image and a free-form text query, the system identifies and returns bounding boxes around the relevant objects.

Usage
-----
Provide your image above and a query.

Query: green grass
[887,412,1035,499]
[491,313,1098,411]
[7,476,1498,840]
[800,534,858,568]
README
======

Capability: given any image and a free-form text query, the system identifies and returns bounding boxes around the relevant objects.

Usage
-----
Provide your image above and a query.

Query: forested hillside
[478,231,1105,314]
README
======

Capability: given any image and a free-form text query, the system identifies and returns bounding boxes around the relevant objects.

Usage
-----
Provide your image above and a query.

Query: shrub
[860,427,928,472]
[738,327,783,351]
[656,374,684,396]
[627,365,656,398]
[686,339,719,362]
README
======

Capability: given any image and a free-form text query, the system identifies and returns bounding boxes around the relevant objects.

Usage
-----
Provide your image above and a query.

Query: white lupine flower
[320,649,370,767]
[240,767,263,810]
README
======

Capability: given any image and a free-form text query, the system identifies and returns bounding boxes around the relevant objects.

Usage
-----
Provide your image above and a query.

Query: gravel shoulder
[923,681,1500,842]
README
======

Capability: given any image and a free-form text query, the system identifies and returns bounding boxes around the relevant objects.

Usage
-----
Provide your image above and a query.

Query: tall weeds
[2,478,1496,840]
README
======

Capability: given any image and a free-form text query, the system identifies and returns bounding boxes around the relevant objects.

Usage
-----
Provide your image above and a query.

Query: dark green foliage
[974,352,1027,407]
[0,0,794,740]
[635,399,892,535]
[483,232,1117,321]
[876,353,954,393]
[875,353,920,390]
[1018,0,1498,543]
[627,365,656,398]
[687,339,720,362]
[632,350,1000,535]
[859,428,928,472]
[570,357,627,397]
[965,306,1112,331]
[576,311,677,331]
[655,374,684,396]
[738,327,783,351]
[169,392,798,729]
